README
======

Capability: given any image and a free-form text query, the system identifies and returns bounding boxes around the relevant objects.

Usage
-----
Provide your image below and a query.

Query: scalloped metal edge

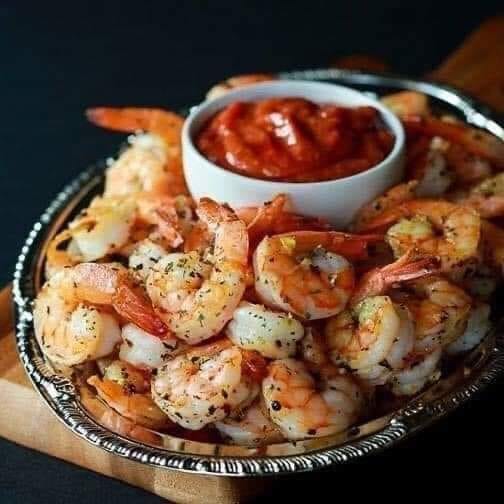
[12,68,504,476]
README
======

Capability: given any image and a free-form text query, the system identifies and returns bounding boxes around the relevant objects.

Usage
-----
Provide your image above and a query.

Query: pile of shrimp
[33,80,504,447]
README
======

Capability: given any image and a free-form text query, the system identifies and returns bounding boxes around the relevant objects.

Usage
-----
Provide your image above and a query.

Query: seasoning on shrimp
[45,196,136,278]
[359,199,481,273]
[146,198,249,344]
[391,276,472,352]
[119,323,184,369]
[214,400,284,446]
[262,359,365,440]
[33,263,167,366]
[87,360,171,429]
[226,301,304,358]
[151,339,259,429]
[325,252,439,388]
[87,107,187,197]
[253,230,384,320]
[456,172,504,218]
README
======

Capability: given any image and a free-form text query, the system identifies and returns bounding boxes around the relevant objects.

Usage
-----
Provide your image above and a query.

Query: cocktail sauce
[196,98,394,182]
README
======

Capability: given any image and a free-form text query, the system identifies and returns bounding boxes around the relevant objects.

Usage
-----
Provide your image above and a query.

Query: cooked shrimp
[348,303,415,386]
[262,359,364,440]
[325,295,403,371]
[87,107,187,197]
[298,327,326,367]
[445,143,492,184]
[350,249,440,307]
[360,262,486,393]
[134,194,194,249]
[402,116,504,169]
[119,323,184,369]
[104,133,186,197]
[34,263,167,366]
[327,295,440,394]
[446,302,492,355]
[46,194,191,279]
[87,107,183,148]
[409,137,453,198]
[344,260,465,391]
[253,231,383,320]
[45,196,136,277]
[352,181,418,232]
[392,276,472,352]
[45,229,81,279]
[214,401,284,446]
[381,91,430,117]
[390,348,442,396]
[361,199,481,272]
[325,252,436,383]
[81,386,163,445]
[226,301,304,359]
[34,265,123,366]
[236,194,330,248]
[206,73,276,100]
[69,196,136,259]
[152,339,260,429]
[460,173,504,218]
[88,360,170,430]
[146,198,248,344]
[348,252,465,357]
[128,239,169,282]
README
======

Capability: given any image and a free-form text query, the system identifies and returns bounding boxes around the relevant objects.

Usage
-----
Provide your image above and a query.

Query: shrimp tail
[352,181,418,232]
[402,115,504,168]
[86,107,148,132]
[276,230,383,260]
[325,232,384,260]
[113,283,169,337]
[241,350,268,383]
[377,249,440,284]
[237,194,331,249]
[351,249,439,306]
[86,107,184,146]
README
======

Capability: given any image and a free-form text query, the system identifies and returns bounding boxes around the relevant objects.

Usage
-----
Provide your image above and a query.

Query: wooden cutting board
[1,16,503,504]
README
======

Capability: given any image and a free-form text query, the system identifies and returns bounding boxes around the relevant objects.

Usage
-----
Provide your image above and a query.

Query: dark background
[1,1,502,502]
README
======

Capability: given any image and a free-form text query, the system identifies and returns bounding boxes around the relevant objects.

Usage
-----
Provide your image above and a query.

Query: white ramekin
[182,80,405,227]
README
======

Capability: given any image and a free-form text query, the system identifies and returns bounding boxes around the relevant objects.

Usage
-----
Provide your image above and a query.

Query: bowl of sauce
[182,81,405,226]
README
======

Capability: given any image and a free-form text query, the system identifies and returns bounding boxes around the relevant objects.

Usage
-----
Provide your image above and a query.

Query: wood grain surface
[1,16,503,504]
[429,16,504,112]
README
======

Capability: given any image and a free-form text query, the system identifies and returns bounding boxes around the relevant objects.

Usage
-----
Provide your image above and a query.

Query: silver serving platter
[13,68,504,476]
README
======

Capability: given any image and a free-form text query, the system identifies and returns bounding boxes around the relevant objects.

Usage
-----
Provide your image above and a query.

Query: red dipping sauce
[196,98,395,182]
